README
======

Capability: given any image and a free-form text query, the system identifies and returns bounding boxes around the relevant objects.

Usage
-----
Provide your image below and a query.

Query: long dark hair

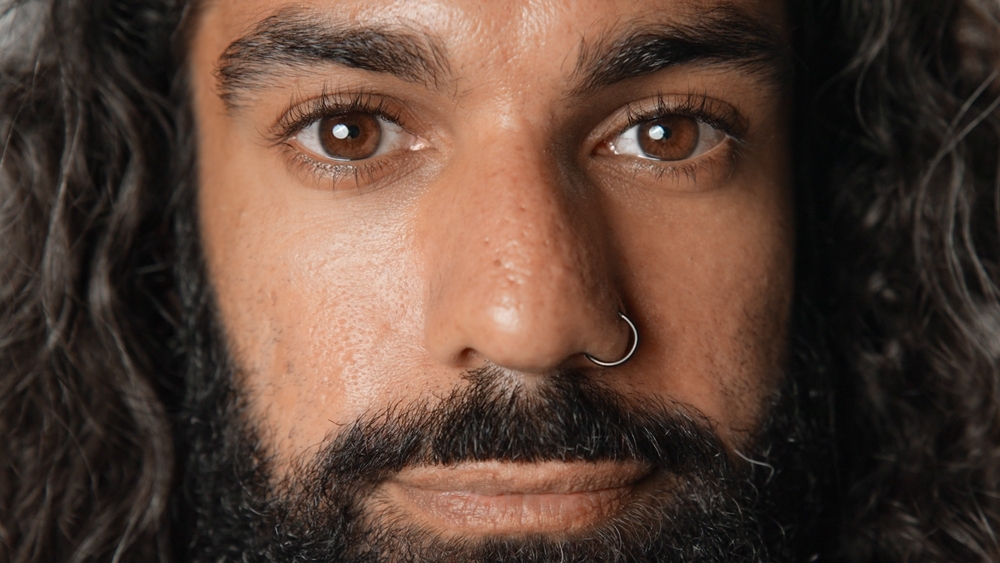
[1,1,999,561]
[794,1,1000,560]
[0,1,183,561]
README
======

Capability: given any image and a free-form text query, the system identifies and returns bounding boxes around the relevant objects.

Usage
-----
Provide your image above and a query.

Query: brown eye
[637,116,700,161]
[605,115,727,162]
[290,109,423,166]
[317,112,382,160]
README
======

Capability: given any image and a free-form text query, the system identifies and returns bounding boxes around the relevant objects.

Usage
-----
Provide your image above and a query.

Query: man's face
[186,0,793,556]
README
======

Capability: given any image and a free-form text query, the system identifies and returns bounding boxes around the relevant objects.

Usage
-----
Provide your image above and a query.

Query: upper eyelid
[267,90,407,145]
[618,94,749,140]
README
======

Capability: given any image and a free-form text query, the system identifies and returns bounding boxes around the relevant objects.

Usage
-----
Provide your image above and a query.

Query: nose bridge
[474,145,590,318]
[421,118,620,372]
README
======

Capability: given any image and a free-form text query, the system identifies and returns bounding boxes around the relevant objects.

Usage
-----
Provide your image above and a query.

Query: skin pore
[188,0,793,540]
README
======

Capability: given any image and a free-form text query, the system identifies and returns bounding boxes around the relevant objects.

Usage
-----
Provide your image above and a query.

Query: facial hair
[169,290,824,562]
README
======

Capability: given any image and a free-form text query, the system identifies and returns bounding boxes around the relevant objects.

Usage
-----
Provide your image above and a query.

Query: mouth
[377,461,656,535]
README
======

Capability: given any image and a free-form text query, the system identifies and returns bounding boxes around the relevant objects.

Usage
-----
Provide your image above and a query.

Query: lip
[378,461,654,534]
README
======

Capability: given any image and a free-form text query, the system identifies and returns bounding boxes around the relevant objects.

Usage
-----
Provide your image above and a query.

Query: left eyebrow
[215,8,451,108]
[571,6,791,97]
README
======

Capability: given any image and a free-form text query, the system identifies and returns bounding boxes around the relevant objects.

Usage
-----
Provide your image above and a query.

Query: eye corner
[593,139,617,156]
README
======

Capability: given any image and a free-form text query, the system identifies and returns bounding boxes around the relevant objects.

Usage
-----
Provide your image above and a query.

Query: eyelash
[272,90,747,189]
[621,93,748,140]
[609,93,748,184]
[273,89,404,140]
[271,89,412,188]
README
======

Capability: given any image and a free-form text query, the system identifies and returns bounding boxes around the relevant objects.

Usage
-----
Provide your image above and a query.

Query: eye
[606,115,727,162]
[290,111,422,162]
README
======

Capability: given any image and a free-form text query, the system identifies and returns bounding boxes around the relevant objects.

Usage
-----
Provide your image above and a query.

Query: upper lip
[391,460,654,496]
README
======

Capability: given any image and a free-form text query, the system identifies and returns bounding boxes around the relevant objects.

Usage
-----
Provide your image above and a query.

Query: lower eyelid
[282,140,426,193]
[594,136,740,193]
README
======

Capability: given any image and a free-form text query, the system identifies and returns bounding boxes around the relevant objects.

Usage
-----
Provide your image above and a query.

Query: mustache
[300,367,738,492]
[181,309,789,563]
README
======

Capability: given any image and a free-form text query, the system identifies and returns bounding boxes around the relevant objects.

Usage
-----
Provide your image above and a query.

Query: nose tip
[431,295,618,373]
[470,304,584,373]
[426,289,630,373]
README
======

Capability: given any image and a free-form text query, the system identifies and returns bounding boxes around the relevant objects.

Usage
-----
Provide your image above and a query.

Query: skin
[189,0,793,536]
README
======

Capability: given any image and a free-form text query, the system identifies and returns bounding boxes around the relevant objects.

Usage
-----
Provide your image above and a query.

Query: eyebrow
[571,7,791,97]
[216,9,451,107]
[215,5,789,107]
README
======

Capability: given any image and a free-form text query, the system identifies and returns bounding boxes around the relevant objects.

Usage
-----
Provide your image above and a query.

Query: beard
[171,303,826,562]
[169,202,829,563]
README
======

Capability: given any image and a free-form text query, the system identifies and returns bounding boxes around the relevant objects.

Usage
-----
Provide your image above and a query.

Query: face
[185,0,794,557]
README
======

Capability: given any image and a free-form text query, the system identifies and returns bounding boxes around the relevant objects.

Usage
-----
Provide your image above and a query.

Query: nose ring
[585,312,639,368]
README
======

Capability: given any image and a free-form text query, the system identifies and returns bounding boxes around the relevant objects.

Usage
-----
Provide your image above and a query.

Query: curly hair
[794,1,1000,560]
[0,1,184,561]
[1,0,999,562]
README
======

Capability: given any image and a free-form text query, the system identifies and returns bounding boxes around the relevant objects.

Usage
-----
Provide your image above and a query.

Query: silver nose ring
[585,312,639,368]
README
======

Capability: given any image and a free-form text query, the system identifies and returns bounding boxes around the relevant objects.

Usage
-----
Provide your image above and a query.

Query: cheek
[612,182,794,442]
[195,126,430,463]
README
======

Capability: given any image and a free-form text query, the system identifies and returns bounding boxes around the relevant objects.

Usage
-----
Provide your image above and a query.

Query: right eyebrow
[571,6,792,98]
[215,9,451,108]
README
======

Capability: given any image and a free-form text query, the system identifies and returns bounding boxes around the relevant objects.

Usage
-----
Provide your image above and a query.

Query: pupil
[648,124,670,141]
[331,123,354,140]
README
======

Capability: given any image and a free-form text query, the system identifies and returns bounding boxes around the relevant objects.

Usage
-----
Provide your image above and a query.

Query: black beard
[169,292,827,562]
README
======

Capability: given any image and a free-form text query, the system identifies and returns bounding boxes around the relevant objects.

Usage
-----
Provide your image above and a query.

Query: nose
[419,121,629,373]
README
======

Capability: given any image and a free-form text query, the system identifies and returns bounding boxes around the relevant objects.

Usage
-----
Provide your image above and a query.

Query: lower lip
[377,461,653,535]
